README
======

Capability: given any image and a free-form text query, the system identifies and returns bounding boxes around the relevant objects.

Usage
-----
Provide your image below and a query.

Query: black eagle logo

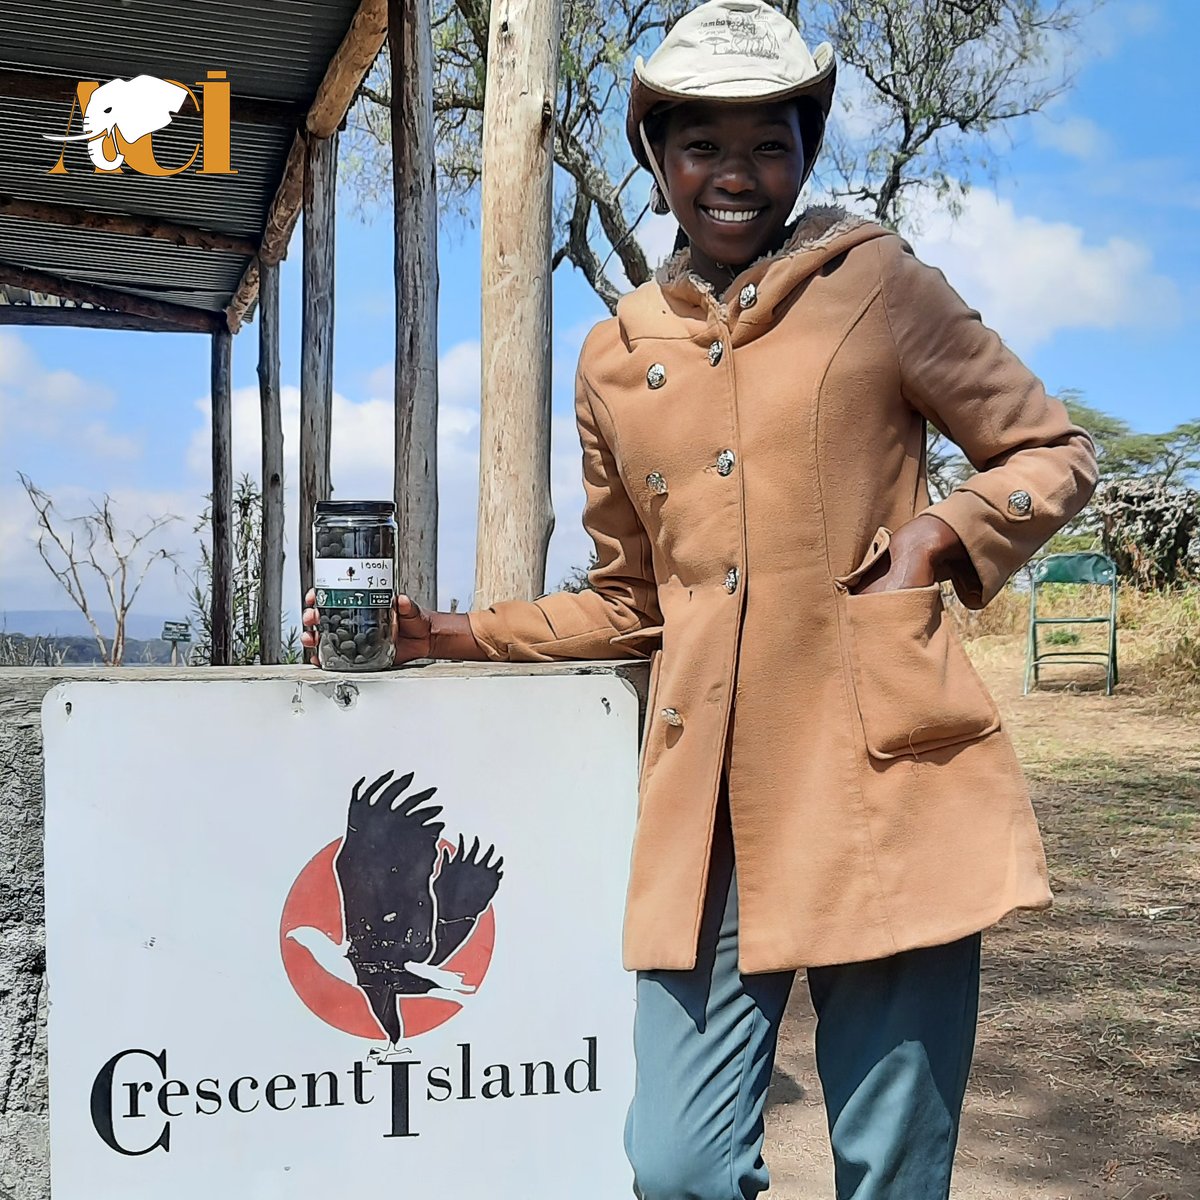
[287,770,503,1054]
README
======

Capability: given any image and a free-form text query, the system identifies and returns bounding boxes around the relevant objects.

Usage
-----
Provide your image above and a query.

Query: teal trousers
[624,794,981,1200]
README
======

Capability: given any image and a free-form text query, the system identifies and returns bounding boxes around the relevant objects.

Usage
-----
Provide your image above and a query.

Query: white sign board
[42,673,641,1199]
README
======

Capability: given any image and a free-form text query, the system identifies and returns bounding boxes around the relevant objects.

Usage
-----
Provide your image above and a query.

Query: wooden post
[210,326,234,666]
[475,0,561,609]
[389,0,439,609]
[299,132,337,603]
[257,259,284,664]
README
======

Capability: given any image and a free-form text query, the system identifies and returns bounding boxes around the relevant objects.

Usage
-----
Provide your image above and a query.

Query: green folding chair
[1024,552,1118,696]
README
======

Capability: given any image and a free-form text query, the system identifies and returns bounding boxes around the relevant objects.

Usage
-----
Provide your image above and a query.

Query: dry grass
[947,582,1200,713]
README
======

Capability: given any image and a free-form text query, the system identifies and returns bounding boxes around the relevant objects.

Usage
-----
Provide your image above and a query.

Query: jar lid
[314,499,396,516]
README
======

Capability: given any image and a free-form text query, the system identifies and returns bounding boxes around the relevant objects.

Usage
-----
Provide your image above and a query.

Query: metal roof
[0,0,366,325]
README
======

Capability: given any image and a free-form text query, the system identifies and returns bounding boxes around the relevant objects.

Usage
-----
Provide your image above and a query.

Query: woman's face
[658,99,806,283]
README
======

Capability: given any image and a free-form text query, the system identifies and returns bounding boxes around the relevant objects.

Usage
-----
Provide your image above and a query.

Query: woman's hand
[301,590,433,667]
[852,514,971,595]
[300,591,488,667]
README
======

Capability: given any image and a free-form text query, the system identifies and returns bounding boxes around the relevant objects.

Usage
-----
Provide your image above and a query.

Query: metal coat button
[646,471,668,496]
[724,567,740,593]
[739,282,758,309]
[708,340,724,367]
[1007,489,1033,516]
[716,449,736,476]
[660,707,684,727]
[647,363,666,389]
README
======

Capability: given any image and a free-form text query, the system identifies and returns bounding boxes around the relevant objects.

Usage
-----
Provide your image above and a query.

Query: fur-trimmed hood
[617,205,889,340]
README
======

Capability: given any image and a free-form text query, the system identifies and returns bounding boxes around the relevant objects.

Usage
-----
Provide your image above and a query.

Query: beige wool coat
[468,206,1098,974]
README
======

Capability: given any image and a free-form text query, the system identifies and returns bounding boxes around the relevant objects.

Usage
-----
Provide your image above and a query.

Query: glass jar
[312,500,397,672]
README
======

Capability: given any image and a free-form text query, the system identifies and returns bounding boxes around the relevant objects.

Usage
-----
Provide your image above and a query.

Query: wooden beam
[225,131,305,332]
[225,256,259,335]
[0,260,220,333]
[389,0,439,610]
[307,0,388,138]
[299,132,337,603]
[257,260,285,665]
[0,193,256,256]
[260,133,308,266]
[0,305,195,333]
[475,0,562,608]
[211,326,234,667]
[226,0,387,328]
[0,68,302,128]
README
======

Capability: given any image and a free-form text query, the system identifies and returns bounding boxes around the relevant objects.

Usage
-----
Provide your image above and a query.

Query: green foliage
[1061,393,1200,487]
[1043,529,1100,555]
[1095,477,1200,592]
[1044,628,1081,646]
[188,475,299,666]
[931,393,1200,578]
[558,551,599,594]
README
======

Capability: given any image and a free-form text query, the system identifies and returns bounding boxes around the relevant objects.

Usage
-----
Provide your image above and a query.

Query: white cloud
[1033,113,1112,161]
[1086,0,1164,57]
[0,330,139,459]
[436,340,481,407]
[636,211,682,272]
[908,187,1180,353]
[176,339,594,614]
[80,421,141,461]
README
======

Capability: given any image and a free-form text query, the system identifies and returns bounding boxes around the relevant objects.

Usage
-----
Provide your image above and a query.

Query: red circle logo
[279,771,502,1044]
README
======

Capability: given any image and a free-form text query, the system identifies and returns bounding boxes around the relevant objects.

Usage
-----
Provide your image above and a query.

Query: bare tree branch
[19,475,179,666]
[343,0,1090,300]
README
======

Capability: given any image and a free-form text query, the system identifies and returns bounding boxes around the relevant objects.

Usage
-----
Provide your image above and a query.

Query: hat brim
[626,55,836,178]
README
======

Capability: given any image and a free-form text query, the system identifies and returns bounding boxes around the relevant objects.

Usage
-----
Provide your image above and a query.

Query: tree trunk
[475,0,561,610]
[210,326,234,666]
[389,0,439,609]
[257,259,284,664]
[299,132,337,604]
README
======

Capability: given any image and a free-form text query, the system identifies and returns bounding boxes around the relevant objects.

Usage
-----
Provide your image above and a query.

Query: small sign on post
[161,621,192,665]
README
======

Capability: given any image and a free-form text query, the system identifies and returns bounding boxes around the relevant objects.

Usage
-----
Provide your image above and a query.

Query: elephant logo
[43,72,236,177]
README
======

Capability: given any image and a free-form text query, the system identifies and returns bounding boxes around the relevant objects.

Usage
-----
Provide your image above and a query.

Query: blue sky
[1,0,1197,631]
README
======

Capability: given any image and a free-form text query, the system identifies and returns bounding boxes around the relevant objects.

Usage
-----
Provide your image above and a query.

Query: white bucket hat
[626,0,836,199]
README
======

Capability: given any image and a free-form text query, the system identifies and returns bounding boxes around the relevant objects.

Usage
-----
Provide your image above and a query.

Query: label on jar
[313,558,394,608]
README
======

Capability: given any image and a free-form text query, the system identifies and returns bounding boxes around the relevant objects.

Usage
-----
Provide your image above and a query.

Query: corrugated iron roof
[0,0,365,323]
[1,0,356,103]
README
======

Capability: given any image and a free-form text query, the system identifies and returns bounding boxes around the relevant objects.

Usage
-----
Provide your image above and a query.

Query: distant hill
[1,631,179,666]
[0,610,184,642]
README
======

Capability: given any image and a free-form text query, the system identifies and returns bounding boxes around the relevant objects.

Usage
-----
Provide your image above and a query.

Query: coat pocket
[837,562,1000,759]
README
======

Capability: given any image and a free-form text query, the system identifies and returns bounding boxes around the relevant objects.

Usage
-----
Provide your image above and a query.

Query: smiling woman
[647,99,812,287]
[299,3,1100,1197]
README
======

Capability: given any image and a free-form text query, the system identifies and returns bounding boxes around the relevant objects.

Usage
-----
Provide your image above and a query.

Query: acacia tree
[19,474,178,666]
[346,0,1088,312]
[815,0,1087,225]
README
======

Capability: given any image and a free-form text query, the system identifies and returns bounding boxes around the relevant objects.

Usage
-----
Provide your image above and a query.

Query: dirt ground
[761,637,1200,1199]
